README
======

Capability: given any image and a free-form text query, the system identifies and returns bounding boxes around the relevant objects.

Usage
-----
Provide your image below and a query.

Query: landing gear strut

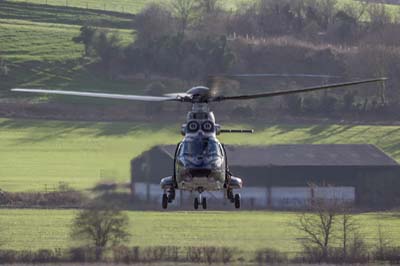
[227,189,234,203]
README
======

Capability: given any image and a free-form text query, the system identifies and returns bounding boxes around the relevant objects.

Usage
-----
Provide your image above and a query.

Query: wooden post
[146,182,150,202]
[310,186,315,207]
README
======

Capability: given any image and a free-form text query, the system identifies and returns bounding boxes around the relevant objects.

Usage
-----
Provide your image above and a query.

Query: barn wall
[131,147,174,184]
[130,151,400,208]
[132,182,355,209]
[232,166,400,207]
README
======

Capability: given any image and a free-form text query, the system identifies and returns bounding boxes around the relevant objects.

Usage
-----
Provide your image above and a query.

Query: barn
[130,144,400,209]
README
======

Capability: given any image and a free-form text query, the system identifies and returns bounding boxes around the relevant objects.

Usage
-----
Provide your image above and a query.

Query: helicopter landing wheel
[234,193,241,209]
[162,193,168,209]
[194,197,199,210]
[202,197,207,209]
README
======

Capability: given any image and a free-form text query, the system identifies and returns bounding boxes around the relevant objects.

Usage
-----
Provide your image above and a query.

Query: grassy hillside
[6,0,246,14]
[8,0,150,14]
[0,1,138,94]
[0,118,399,192]
[0,2,134,28]
[1,0,398,95]
[0,2,134,63]
[7,0,400,15]
[1,209,400,253]
[0,20,84,62]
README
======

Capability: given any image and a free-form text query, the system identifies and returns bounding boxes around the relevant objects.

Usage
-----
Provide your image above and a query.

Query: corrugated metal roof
[159,144,398,166]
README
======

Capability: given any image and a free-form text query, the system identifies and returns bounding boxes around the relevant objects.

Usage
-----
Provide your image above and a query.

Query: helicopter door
[173,142,182,183]
[221,143,230,181]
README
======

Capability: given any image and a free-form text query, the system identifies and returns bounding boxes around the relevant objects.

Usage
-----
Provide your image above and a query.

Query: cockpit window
[180,139,221,157]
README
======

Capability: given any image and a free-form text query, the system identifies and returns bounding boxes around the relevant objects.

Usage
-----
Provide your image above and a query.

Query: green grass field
[0,1,137,94]
[0,118,399,192]
[6,0,247,14]
[0,19,84,62]
[7,0,400,15]
[1,0,398,95]
[0,2,134,28]
[8,0,150,14]
[1,209,400,253]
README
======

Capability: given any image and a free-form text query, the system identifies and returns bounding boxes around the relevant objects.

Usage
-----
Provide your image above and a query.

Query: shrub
[112,245,139,263]
[0,188,86,208]
[184,246,236,264]
[186,246,203,262]
[373,246,400,264]
[254,248,288,264]
[0,250,18,264]
[69,246,96,262]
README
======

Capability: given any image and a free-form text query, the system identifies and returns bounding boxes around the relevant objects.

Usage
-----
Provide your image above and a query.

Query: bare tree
[71,204,130,260]
[92,31,121,79]
[134,3,177,45]
[170,0,198,37]
[368,2,391,29]
[342,1,368,23]
[375,223,392,260]
[338,204,361,260]
[0,58,9,77]
[200,0,219,13]
[294,199,339,261]
[319,0,337,27]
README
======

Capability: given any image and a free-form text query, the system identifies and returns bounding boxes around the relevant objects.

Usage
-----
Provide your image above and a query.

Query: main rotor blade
[11,88,180,102]
[228,73,340,78]
[212,78,387,102]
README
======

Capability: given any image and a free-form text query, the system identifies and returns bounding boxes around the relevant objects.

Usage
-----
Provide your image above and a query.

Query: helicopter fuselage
[160,101,243,208]
[174,136,227,191]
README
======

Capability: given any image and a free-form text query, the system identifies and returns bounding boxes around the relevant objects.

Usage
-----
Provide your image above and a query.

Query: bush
[146,246,179,262]
[0,190,85,207]
[0,250,18,264]
[69,246,96,262]
[254,248,288,264]
[373,246,400,264]
[185,246,236,264]
[186,246,203,263]
[112,245,140,263]
[33,249,59,263]
[0,249,63,264]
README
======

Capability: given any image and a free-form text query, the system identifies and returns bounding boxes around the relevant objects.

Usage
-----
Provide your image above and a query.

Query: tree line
[73,0,400,118]
[1,197,400,264]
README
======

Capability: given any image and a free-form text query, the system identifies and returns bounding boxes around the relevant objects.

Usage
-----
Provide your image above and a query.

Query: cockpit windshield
[180,139,221,157]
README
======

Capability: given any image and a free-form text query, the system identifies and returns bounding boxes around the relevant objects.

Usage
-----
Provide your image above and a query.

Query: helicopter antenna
[220,129,254,133]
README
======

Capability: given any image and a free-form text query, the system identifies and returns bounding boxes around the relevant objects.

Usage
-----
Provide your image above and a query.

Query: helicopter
[11,75,386,210]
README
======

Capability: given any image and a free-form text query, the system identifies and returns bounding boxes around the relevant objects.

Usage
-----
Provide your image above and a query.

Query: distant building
[130,144,400,209]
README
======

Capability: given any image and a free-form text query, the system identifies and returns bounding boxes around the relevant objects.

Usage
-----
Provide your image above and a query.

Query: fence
[14,0,147,14]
